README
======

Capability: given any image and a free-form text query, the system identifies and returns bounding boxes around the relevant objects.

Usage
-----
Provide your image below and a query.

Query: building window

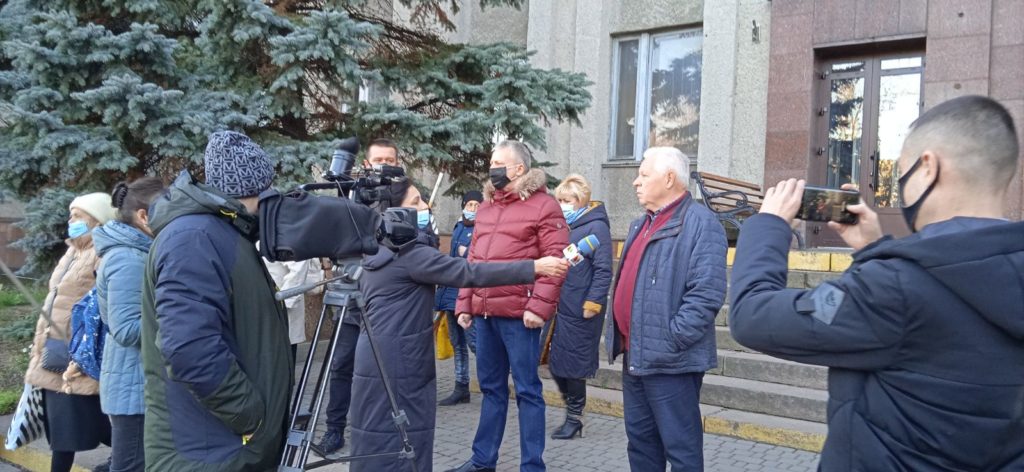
[610,28,703,161]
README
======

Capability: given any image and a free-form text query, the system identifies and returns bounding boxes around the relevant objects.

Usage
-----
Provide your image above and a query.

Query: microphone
[562,234,600,267]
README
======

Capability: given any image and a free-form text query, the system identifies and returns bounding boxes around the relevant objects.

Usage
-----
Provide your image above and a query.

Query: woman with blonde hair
[547,174,613,440]
[25,192,116,472]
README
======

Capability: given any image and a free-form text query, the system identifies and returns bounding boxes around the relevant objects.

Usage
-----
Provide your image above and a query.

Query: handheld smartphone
[797,186,860,224]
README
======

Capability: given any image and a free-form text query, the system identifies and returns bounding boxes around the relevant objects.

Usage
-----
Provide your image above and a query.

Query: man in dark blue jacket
[730,95,1024,471]
[605,147,727,471]
[141,131,291,471]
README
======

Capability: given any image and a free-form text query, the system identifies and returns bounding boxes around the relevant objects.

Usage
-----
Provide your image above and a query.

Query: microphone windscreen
[576,234,600,257]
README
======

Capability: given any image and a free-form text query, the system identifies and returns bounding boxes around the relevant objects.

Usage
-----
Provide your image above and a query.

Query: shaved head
[901,95,1019,189]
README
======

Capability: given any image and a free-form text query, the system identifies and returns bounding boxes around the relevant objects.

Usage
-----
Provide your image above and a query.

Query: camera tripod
[278,258,418,472]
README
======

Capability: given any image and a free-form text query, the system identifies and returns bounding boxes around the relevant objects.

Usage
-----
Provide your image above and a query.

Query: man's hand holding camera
[760,179,883,251]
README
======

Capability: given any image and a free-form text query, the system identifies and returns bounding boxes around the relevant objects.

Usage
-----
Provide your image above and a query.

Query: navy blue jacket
[94,220,152,416]
[549,202,613,379]
[141,174,292,471]
[434,219,475,312]
[604,194,728,376]
[730,215,1024,471]
[350,232,534,472]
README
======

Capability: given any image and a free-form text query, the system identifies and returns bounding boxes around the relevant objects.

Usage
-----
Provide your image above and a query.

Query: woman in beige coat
[24,192,116,472]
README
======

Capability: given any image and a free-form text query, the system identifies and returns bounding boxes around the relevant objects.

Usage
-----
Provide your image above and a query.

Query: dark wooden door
[808,54,923,247]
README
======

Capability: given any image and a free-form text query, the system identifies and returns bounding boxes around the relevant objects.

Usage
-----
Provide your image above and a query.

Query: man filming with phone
[729,95,1024,470]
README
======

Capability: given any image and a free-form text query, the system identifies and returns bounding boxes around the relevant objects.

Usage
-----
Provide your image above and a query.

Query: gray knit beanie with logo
[204,131,276,198]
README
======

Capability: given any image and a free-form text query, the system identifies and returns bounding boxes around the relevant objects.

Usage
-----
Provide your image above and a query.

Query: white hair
[643,147,690,185]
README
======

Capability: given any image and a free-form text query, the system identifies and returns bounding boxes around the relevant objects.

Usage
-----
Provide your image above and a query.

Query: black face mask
[898,156,940,233]
[489,166,512,190]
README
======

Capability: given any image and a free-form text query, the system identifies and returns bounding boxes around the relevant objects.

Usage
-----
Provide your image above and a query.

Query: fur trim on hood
[484,168,549,202]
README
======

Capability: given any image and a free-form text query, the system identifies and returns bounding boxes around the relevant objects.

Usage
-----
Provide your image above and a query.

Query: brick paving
[302,355,820,471]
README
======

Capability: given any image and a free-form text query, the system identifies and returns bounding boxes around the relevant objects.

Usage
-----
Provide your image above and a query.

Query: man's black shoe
[445,460,495,472]
[315,429,345,457]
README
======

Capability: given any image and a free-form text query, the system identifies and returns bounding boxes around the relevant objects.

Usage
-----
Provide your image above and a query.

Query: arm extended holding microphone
[277,257,568,301]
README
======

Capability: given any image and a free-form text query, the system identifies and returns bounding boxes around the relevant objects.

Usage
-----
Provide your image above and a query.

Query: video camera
[258,138,419,263]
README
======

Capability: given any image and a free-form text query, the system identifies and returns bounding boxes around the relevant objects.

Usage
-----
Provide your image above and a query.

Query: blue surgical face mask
[463,210,476,221]
[68,220,90,239]
[417,210,431,229]
[560,203,575,219]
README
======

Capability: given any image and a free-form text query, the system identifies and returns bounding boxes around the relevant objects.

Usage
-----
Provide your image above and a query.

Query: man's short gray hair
[495,140,532,170]
[643,147,690,183]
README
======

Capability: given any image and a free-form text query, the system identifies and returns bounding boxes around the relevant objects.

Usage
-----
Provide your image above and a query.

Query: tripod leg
[281,302,332,469]
[353,295,420,472]
[297,303,350,467]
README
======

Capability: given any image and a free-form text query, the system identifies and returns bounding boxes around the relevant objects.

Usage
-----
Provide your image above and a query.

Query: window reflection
[827,77,865,188]
[647,31,703,157]
[614,40,639,158]
[875,73,921,208]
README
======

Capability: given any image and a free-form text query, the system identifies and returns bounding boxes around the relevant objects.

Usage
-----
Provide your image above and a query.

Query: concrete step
[579,360,827,424]
[536,378,827,452]
[716,325,756,353]
[701,374,827,423]
[711,350,828,390]
[715,304,729,326]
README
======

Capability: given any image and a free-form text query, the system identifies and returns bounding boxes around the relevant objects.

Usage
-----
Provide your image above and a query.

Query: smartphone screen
[797,186,860,224]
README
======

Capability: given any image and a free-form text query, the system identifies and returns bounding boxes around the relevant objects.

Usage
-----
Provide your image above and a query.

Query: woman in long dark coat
[350,184,568,472]
[547,174,613,440]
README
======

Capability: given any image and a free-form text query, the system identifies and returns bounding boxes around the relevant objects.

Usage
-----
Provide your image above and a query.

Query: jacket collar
[644,192,693,239]
[484,168,549,204]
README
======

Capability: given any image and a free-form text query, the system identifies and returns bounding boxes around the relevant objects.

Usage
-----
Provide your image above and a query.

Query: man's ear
[920,150,940,181]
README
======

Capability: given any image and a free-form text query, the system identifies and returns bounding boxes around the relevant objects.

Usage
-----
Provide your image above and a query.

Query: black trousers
[326,321,361,431]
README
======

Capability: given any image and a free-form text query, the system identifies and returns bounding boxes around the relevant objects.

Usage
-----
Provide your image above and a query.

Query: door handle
[869,151,879,190]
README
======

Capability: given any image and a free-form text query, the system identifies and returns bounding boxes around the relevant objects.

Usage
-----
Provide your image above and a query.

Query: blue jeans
[471,316,545,472]
[109,414,144,472]
[623,367,705,472]
[445,311,476,385]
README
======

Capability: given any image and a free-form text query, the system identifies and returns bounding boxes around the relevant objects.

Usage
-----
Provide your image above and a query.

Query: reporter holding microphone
[350,180,569,472]
[544,174,613,440]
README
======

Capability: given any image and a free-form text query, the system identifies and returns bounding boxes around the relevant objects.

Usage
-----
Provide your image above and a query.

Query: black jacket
[730,215,1024,471]
[349,232,535,472]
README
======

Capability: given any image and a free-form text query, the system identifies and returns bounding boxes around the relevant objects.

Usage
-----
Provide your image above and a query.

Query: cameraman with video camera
[729,96,1024,470]
[348,178,569,472]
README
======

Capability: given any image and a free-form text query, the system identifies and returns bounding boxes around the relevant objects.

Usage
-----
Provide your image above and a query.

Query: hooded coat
[140,173,292,471]
[548,202,613,379]
[456,169,569,320]
[730,215,1024,471]
[94,220,152,416]
[350,232,535,472]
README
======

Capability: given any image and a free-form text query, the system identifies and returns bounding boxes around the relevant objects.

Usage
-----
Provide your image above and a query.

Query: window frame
[609,27,703,162]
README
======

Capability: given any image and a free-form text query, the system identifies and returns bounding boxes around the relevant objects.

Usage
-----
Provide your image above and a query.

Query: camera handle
[279,259,417,472]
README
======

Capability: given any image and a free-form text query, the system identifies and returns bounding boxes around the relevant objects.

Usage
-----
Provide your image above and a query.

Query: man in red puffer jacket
[447,140,569,472]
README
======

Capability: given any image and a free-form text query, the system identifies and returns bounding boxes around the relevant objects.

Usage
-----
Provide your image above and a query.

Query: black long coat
[549,202,613,379]
[350,233,535,472]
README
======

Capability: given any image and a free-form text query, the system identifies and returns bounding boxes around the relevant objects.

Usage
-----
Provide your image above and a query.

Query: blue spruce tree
[0,0,592,274]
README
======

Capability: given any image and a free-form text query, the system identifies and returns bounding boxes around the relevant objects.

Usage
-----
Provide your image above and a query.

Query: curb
[469,382,826,454]
[0,439,90,472]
